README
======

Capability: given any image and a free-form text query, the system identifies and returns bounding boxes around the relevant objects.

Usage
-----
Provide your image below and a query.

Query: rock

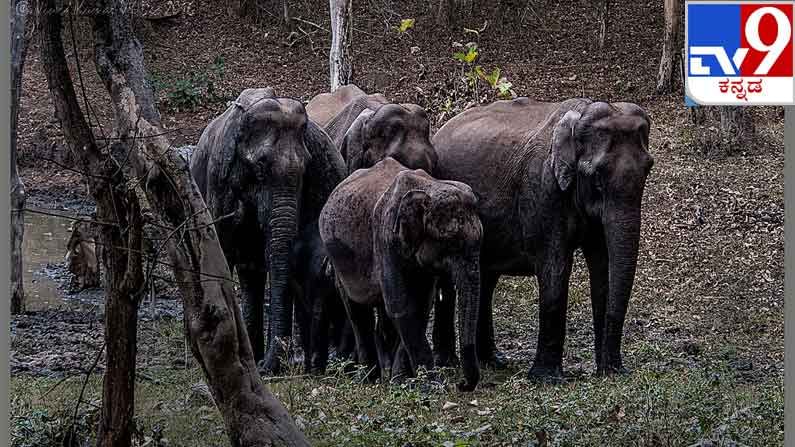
[442,401,458,410]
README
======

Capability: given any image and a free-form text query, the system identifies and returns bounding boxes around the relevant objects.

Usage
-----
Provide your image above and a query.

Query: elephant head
[385,170,483,390]
[549,101,654,373]
[341,103,438,174]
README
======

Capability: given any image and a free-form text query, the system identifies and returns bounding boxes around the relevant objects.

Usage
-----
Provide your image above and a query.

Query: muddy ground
[10,0,784,446]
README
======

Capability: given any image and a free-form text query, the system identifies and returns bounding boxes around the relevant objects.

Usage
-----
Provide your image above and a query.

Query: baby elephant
[319,157,483,391]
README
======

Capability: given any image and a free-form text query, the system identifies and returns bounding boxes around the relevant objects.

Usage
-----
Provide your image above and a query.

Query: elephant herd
[188,84,654,392]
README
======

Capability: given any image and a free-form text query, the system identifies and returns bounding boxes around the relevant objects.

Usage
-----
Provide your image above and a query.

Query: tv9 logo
[686,1,795,105]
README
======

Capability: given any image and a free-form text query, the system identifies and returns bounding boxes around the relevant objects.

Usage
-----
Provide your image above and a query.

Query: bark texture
[10,0,28,315]
[597,0,610,50]
[38,3,144,446]
[689,105,755,156]
[656,0,681,93]
[329,0,353,91]
[436,0,472,26]
[40,0,309,445]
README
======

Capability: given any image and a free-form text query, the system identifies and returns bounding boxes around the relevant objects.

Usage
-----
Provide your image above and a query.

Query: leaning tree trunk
[10,0,28,315]
[38,3,145,447]
[656,0,682,93]
[329,0,353,91]
[41,0,307,445]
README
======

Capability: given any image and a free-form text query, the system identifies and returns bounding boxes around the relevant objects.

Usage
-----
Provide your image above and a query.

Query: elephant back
[323,96,376,148]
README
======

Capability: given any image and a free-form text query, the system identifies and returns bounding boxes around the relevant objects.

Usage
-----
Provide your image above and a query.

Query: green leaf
[463,47,478,63]
[398,18,415,32]
[497,80,514,98]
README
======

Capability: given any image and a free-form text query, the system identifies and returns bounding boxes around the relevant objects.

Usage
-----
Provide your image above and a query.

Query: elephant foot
[433,350,460,368]
[479,349,508,370]
[361,364,381,384]
[457,378,477,392]
[260,337,290,376]
[527,364,565,384]
[595,364,631,377]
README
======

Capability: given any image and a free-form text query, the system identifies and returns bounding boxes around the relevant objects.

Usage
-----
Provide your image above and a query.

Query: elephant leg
[583,237,610,375]
[373,305,392,379]
[238,265,266,364]
[329,301,357,362]
[308,284,331,375]
[342,298,380,382]
[391,286,434,379]
[339,319,357,361]
[528,250,573,382]
[478,272,506,369]
[292,285,313,373]
[432,274,459,368]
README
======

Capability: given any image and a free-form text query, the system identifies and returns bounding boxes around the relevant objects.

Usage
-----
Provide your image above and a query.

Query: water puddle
[21,209,74,311]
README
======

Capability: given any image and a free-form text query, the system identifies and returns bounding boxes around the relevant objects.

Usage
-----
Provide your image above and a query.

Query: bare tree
[656,0,681,93]
[39,3,145,446]
[597,0,610,50]
[39,0,309,445]
[689,105,755,155]
[436,0,472,27]
[329,0,353,91]
[234,0,291,26]
[11,0,28,315]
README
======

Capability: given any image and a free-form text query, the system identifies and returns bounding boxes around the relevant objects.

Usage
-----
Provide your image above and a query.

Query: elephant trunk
[266,184,300,355]
[602,206,641,373]
[454,254,481,391]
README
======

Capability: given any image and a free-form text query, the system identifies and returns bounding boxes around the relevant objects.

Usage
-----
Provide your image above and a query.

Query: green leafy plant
[475,65,514,99]
[148,55,230,112]
[397,18,415,33]
[452,42,479,64]
[452,41,515,100]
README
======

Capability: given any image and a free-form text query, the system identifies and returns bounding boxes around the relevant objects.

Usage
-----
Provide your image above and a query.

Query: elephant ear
[550,110,582,192]
[392,189,429,257]
[340,108,375,173]
[438,180,478,205]
[302,119,347,221]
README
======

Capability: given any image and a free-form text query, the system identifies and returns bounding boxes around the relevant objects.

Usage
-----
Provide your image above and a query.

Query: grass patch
[10,359,782,446]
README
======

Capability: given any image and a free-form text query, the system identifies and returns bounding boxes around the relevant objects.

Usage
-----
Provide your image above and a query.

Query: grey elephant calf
[319,157,483,391]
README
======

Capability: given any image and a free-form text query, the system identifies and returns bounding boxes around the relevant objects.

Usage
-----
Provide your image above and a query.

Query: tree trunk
[329,0,353,91]
[718,106,754,152]
[10,0,28,315]
[437,0,472,26]
[39,0,309,445]
[597,0,610,50]
[38,4,145,447]
[656,0,681,93]
[690,106,755,155]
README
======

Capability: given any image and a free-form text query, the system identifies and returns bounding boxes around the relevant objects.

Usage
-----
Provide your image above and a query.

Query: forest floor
[10,0,784,446]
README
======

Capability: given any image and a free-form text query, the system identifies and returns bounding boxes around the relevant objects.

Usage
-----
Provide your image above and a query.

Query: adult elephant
[307,84,437,175]
[431,98,654,381]
[306,84,387,129]
[191,88,347,374]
